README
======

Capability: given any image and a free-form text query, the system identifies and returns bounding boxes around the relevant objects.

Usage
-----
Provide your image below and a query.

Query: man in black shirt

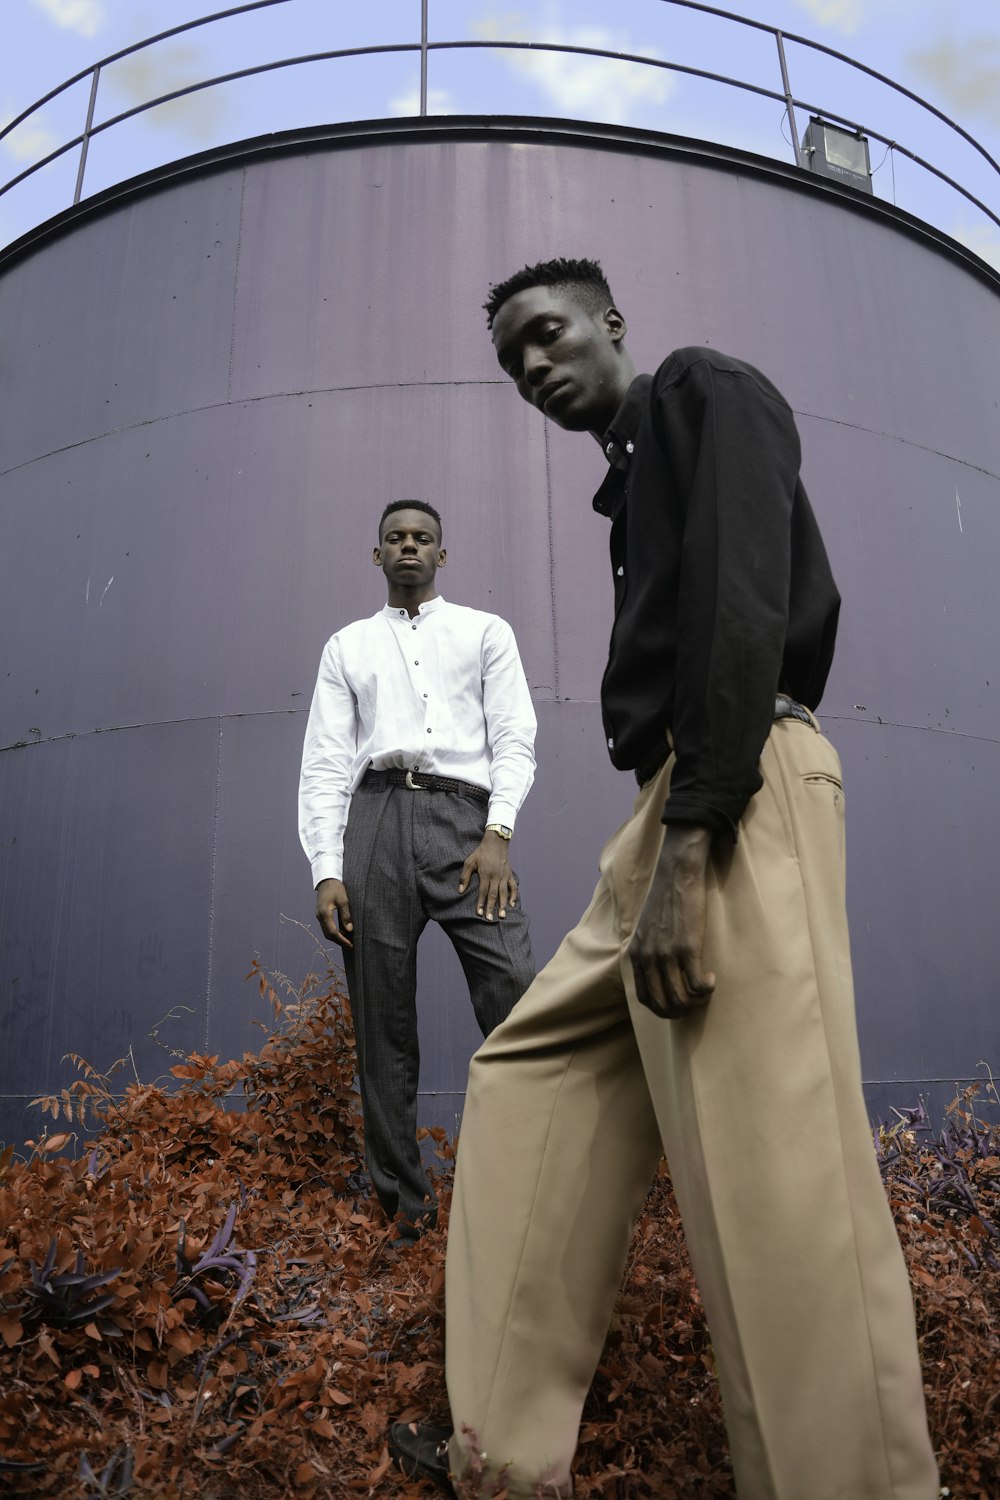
[390,260,938,1498]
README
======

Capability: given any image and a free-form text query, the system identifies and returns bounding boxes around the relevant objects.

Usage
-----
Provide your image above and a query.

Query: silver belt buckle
[405,769,425,791]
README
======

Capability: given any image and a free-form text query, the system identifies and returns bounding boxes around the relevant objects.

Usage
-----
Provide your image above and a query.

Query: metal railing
[2,0,998,240]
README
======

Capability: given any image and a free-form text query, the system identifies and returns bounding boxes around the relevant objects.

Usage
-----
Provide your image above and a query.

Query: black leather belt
[634,695,814,788]
[363,767,489,804]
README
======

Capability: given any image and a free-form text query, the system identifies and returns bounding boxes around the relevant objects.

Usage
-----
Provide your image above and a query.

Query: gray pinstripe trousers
[342,776,535,1235]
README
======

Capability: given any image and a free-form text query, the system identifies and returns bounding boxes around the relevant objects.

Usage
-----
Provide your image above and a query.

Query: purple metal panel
[0,173,244,476]
[833,718,1000,1124]
[2,123,999,1148]
[0,723,217,1134]
[805,418,999,737]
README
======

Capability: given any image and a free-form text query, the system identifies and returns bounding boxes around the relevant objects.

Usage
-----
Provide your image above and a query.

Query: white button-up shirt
[298,596,537,885]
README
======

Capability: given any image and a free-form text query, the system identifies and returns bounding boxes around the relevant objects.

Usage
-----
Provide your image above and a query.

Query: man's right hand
[315,878,354,949]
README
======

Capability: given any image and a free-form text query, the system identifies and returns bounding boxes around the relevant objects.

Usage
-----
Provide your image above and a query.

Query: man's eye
[542,325,562,343]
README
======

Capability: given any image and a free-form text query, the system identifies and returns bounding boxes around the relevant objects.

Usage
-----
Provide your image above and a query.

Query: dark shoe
[388,1421,454,1493]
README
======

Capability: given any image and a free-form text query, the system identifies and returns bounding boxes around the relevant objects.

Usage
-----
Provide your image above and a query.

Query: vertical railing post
[73,63,101,204]
[420,0,428,116]
[774,31,802,167]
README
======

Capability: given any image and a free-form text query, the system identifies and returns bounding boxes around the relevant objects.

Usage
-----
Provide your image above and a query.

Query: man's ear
[373,547,382,566]
[437,548,447,569]
[604,305,627,343]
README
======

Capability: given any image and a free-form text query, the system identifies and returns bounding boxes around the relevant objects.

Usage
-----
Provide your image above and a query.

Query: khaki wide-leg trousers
[446,717,938,1500]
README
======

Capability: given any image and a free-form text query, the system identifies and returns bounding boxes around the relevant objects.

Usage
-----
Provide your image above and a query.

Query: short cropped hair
[484,257,614,329]
[379,499,443,540]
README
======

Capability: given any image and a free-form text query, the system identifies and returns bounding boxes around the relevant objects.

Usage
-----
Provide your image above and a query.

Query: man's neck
[588,354,638,443]
[386,587,438,619]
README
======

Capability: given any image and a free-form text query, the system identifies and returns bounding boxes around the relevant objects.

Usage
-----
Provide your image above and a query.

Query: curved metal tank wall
[2,121,998,1147]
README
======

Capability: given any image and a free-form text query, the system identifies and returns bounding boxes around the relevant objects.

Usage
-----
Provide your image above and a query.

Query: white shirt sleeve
[298,637,358,886]
[482,618,537,830]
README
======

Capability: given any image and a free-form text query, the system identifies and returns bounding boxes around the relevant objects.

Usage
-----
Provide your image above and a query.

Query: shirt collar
[602,373,651,467]
[382,595,445,620]
[593,374,651,516]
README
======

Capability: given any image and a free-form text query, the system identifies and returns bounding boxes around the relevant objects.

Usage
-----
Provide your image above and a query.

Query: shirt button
[414,660,419,665]
[616,565,624,577]
[427,727,432,734]
[399,609,406,616]
[423,693,428,699]
[412,624,417,630]
[626,440,634,454]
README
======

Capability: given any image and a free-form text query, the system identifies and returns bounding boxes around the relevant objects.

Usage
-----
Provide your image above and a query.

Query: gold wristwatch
[485,822,513,841]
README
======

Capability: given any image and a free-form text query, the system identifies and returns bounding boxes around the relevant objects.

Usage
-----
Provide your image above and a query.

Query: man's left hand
[629,824,717,1018]
[459,831,517,921]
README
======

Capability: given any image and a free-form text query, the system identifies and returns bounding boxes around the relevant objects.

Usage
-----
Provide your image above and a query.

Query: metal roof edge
[2,114,998,294]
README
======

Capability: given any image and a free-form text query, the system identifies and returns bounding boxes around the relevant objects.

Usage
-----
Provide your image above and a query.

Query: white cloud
[31,0,105,38]
[949,220,1000,273]
[1,112,59,165]
[791,0,865,35]
[389,82,455,117]
[472,10,671,126]
[107,44,225,142]
[908,37,1000,130]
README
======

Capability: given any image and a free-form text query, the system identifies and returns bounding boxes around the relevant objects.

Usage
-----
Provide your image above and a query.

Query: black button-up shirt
[593,347,840,837]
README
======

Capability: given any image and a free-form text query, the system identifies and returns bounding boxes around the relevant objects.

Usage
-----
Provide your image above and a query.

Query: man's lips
[539,381,568,413]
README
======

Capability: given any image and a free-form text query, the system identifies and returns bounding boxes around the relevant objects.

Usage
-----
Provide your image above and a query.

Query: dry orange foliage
[0,964,996,1498]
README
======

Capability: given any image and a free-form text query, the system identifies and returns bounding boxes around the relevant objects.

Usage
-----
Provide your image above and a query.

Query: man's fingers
[499,873,518,917]
[478,874,501,922]
[681,957,715,1002]
[318,908,352,949]
[458,854,477,895]
[630,940,710,1019]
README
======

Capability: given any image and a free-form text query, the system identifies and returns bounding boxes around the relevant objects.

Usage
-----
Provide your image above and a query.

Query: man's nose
[523,345,550,386]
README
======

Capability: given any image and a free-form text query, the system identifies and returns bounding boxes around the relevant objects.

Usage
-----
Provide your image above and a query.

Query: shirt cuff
[486,800,518,832]
[660,799,739,842]
[311,855,343,886]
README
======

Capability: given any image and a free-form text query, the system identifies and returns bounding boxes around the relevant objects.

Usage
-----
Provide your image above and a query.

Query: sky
[1,0,999,267]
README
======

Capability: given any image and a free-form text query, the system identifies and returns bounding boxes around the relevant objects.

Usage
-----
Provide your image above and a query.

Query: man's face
[491,285,629,434]
[374,509,445,588]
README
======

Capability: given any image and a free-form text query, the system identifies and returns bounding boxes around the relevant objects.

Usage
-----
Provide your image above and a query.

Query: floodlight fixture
[803,117,873,195]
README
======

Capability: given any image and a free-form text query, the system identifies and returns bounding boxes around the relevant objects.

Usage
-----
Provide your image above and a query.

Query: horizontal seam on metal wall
[795,409,1000,483]
[822,716,1000,742]
[0,1081,988,1103]
[0,380,510,481]
[4,712,1000,758]
[864,1078,992,1086]
[1,391,999,487]
[1,708,306,754]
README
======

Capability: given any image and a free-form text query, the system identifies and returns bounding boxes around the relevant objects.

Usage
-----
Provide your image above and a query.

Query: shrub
[0,966,996,1497]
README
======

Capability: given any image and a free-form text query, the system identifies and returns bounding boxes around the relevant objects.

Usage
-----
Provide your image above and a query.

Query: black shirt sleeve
[653,355,801,837]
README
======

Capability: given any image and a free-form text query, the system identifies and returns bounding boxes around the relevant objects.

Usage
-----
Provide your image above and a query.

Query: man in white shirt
[299,500,537,1240]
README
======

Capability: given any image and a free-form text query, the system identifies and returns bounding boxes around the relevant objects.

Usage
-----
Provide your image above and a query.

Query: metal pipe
[775,31,802,167]
[73,64,101,205]
[420,0,429,117]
